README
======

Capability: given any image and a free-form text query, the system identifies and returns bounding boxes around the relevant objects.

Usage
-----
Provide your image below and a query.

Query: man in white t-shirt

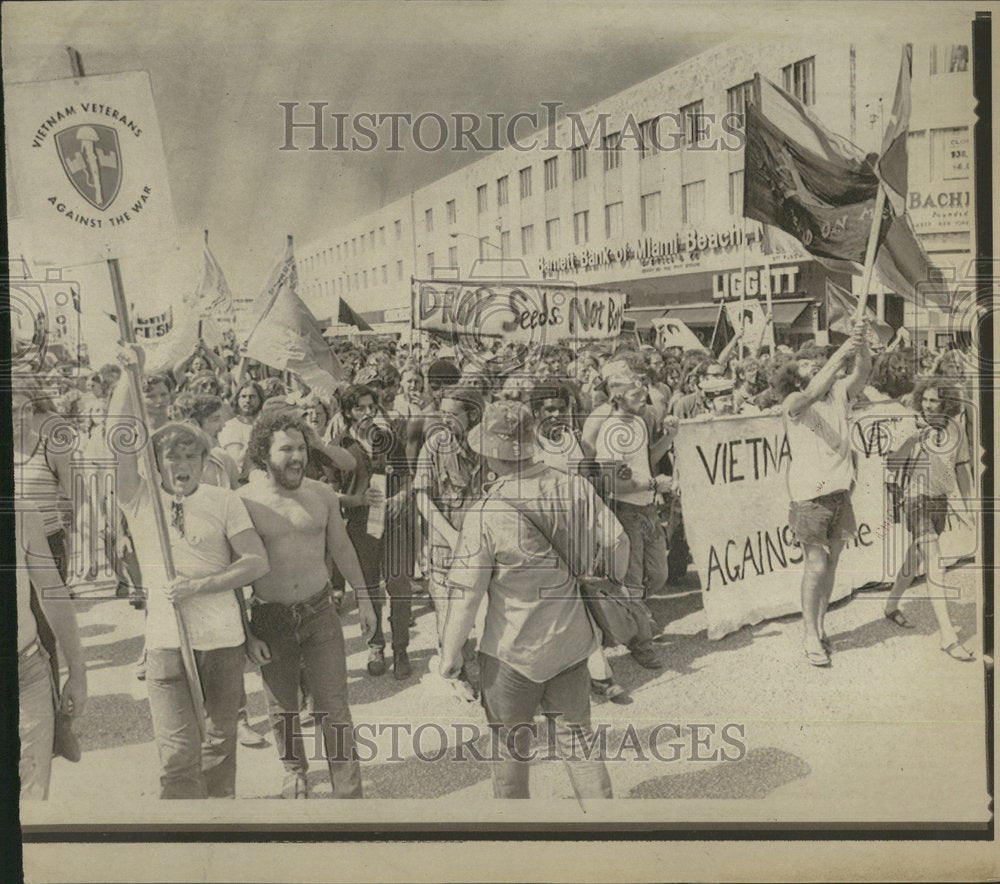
[110,347,270,798]
[779,321,870,667]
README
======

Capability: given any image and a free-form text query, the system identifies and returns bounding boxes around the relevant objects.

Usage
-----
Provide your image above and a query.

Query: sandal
[805,647,831,667]
[884,609,915,629]
[941,641,975,662]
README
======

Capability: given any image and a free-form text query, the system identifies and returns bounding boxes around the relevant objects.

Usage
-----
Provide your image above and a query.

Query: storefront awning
[661,304,723,327]
[770,300,812,329]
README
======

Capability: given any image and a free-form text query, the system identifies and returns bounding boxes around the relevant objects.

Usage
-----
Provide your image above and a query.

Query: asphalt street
[28,563,988,825]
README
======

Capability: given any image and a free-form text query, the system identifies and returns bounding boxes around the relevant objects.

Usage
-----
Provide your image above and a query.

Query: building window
[930,44,969,75]
[521,224,534,255]
[728,170,744,216]
[396,260,404,280]
[726,81,755,127]
[602,131,622,171]
[394,220,402,240]
[379,226,386,246]
[499,230,510,257]
[604,202,623,239]
[352,237,357,256]
[363,270,368,288]
[427,252,435,275]
[345,276,351,293]
[544,157,559,191]
[639,117,660,159]
[336,244,341,262]
[446,199,456,225]
[497,175,509,207]
[448,245,458,268]
[478,236,490,259]
[572,146,588,181]
[519,166,533,199]
[477,184,488,214]
[381,265,388,284]
[782,57,816,105]
[573,210,589,245]
[682,180,706,225]
[425,208,433,233]
[640,192,660,232]
[360,233,367,252]
[681,100,708,146]
[545,218,560,251]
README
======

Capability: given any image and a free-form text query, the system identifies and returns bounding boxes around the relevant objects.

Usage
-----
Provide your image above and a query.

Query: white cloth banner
[652,316,707,352]
[412,279,626,343]
[673,403,976,639]
[6,71,178,265]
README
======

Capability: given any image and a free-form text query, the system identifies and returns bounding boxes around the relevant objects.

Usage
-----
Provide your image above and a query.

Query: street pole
[67,45,206,739]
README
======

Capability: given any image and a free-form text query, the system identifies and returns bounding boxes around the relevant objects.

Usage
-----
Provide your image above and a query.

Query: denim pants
[146,643,245,799]
[480,654,613,800]
[347,520,412,652]
[612,501,665,650]
[251,602,363,798]
[19,644,55,800]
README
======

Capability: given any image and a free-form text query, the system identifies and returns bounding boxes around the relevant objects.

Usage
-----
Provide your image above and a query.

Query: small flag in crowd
[190,231,236,347]
[244,236,346,395]
[877,44,912,213]
[338,297,373,331]
[825,279,894,347]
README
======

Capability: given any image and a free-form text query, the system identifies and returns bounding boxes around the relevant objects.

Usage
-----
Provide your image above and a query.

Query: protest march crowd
[14,309,977,801]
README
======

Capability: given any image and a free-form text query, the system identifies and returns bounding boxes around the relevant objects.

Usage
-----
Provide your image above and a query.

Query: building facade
[300,36,974,347]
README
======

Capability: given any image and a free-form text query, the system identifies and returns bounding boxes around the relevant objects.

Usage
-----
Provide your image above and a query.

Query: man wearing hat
[110,346,270,798]
[591,369,679,668]
[440,402,626,799]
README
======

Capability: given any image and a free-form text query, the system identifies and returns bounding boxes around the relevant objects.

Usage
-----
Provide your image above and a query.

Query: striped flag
[190,233,235,347]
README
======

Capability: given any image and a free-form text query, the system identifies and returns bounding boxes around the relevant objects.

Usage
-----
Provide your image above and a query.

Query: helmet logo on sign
[54,125,122,210]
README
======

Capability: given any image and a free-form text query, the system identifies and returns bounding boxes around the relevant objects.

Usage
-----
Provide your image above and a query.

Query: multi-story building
[300,36,974,347]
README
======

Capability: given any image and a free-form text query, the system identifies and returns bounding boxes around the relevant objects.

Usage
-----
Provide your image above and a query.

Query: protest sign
[653,316,707,352]
[411,279,626,343]
[5,70,178,265]
[673,403,976,639]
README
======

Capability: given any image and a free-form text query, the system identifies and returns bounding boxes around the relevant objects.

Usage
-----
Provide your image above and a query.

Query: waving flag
[191,231,235,347]
[244,237,346,395]
[338,297,373,331]
[744,69,934,300]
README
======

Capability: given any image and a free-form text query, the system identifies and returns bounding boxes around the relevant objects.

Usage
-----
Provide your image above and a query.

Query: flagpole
[68,45,206,739]
[855,185,887,323]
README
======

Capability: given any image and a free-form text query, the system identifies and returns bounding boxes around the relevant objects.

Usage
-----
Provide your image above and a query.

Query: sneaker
[629,645,663,670]
[591,679,629,703]
[367,648,387,676]
[393,649,412,680]
[238,718,267,747]
[281,772,309,799]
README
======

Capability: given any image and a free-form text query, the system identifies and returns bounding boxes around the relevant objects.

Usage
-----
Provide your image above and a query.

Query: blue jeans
[146,644,245,799]
[611,502,663,651]
[19,643,55,800]
[480,654,612,800]
[251,601,363,798]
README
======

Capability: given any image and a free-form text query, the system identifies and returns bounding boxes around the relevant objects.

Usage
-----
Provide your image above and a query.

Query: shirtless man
[238,410,376,799]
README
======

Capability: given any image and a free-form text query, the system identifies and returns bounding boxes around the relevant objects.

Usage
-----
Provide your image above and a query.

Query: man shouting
[239,410,376,799]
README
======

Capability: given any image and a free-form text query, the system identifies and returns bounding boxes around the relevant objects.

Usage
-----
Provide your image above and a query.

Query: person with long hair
[219,381,264,480]
[882,378,976,660]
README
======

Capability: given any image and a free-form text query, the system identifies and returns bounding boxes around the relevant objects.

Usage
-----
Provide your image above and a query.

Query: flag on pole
[744,69,935,301]
[244,238,346,396]
[825,279,894,347]
[878,44,912,213]
[338,298,373,331]
[190,231,235,347]
[724,299,774,356]
[652,316,707,352]
[744,78,883,264]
